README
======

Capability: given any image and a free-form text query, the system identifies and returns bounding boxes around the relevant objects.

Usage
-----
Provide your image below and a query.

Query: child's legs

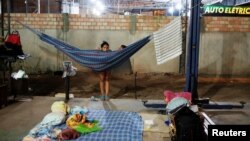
[99,72,105,95]
[104,71,110,96]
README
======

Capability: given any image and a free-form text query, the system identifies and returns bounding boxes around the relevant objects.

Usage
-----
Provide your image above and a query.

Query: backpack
[172,106,206,141]
[5,31,22,46]
[0,31,24,56]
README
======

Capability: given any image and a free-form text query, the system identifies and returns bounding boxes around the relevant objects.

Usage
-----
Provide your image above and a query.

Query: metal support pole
[62,13,69,60]
[7,0,10,34]
[117,0,120,14]
[179,0,188,74]
[65,76,70,101]
[47,0,50,13]
[8,61,12,98]
[172,0,174,16]
[1,0,4,37]
[134,72,137,99]
[184,0,201,103]
[3,61,6,83]
[38,0,40,13]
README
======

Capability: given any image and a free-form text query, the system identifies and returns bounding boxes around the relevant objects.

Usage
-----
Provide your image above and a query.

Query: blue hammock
[23,24,151,72]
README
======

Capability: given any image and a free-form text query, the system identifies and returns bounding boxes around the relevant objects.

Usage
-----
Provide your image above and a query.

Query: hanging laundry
[153,17,182,65]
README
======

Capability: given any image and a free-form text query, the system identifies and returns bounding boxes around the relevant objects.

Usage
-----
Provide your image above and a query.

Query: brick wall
[4,14,250,32]
[203,17,250,32]
[7,13,172,31]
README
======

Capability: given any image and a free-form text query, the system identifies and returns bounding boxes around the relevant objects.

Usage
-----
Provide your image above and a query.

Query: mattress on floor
[28,109,144,141]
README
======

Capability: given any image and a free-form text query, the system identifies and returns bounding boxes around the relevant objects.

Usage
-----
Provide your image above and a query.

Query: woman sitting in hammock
[99,41,111,101]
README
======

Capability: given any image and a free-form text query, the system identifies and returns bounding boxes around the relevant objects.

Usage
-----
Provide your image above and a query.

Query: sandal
[105,96,110,101]
[100,95,105,101]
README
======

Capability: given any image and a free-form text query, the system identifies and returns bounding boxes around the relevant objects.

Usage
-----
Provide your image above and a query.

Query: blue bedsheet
[28,110,144,141]
[68,110,143,141]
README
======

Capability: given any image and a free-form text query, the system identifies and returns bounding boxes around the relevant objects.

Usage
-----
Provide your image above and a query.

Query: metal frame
[184,0,246,109]
[0,0,11,36]
[185,0,201,103]
[1,0,4,37]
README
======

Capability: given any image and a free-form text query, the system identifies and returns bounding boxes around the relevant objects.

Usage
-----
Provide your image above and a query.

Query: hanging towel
[153,17,182,65]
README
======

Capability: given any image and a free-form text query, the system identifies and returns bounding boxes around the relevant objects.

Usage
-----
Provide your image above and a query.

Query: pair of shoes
[104,96,110,101]
[100,95,105,101]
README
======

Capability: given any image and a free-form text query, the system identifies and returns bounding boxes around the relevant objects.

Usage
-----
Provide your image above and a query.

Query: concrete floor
[1,96,250,141]
[203,102,250,125]
[0,96,170,141]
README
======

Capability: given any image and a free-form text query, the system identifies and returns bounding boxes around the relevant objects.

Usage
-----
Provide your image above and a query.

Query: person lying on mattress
[22,102,101,141]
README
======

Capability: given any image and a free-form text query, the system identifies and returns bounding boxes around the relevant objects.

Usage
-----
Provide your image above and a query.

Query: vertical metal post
[117,0,120,14]
[8,61,12,98]
[184,0,201,103]
[134,72,137,99]
[63,62,71,102]
[25,0,28,14]
[1,0,4,37]
[233,0,236,5]
[171,0,174,16]
[7,0,10,34]
[47,0,50,13]
[37,0,40,13]
[3,61,6,82]
[62,13,69,60]
[69,1,71,14]
[65,76,70,101]
[180,0,189,74]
